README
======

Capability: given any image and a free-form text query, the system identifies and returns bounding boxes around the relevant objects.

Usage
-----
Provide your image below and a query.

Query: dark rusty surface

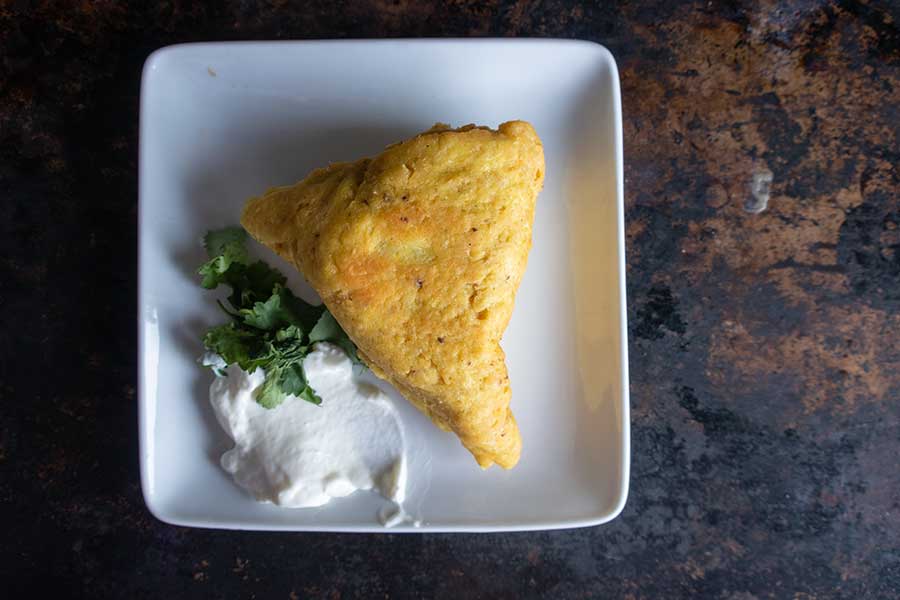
[2,1,899,598]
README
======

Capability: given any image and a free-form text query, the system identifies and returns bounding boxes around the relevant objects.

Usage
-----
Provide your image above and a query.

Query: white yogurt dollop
[209,342,413,525]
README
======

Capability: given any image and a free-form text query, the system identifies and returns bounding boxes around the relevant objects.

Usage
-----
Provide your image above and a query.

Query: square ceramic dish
[139,39,628,532]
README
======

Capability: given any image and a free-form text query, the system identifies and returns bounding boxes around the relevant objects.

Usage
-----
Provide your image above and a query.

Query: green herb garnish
[198,226,360,408]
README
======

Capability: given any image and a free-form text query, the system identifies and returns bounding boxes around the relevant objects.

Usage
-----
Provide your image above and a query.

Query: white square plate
[139,39,628,532]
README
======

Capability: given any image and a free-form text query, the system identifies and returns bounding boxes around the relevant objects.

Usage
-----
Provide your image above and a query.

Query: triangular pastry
[241,121,544,468]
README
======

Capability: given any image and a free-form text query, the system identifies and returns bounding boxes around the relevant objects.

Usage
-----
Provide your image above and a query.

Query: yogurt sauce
[208,342,416,526]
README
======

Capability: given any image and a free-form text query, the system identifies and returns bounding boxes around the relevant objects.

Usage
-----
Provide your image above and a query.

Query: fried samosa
[241,121,544,468]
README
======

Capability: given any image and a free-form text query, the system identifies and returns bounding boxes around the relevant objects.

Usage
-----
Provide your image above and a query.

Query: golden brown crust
[241,121,544,468]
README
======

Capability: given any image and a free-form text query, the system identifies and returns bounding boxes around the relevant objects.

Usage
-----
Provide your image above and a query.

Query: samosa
[241,121,544,468]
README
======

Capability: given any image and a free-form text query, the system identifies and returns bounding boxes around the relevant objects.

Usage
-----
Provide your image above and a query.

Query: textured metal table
[2,2,898,598]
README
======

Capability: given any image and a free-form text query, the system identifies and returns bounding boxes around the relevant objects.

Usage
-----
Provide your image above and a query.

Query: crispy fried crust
[241,121,544,468]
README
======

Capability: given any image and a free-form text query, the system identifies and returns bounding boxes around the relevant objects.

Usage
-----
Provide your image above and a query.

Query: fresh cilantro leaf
[280,288,327,332]
[198,227,249,289]
[195,226,285,305]
[239,285,324,333]
[240,286,293,330]
[216,261,287,310]
[198,256,228,289]
[308,310,343,343]
[297,386,323,406]
[233,261,287,307]
[254,368,286,409]
[275,325,304,342]
[251,360,320,409]
[278,362,308,397]
[202,324,256,367]
[309,311,362,364]
[199,226,362,408]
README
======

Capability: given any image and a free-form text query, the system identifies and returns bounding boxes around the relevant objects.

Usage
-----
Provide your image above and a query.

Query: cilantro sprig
[198,227,360,408]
